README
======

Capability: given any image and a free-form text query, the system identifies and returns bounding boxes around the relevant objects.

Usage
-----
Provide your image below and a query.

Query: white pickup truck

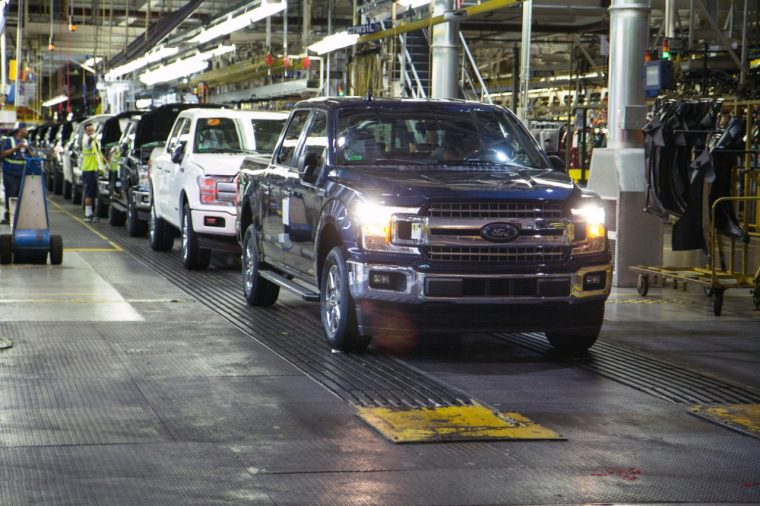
[148,108,287,269]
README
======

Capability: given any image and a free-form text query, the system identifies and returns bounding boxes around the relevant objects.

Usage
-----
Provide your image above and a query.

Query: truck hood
[331,166,578,203]
[186,153,248,176]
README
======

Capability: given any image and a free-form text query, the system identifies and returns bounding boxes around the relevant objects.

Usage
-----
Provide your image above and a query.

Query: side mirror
[297,151,321,183]
[548,154,565,171]
[171,141,186,164]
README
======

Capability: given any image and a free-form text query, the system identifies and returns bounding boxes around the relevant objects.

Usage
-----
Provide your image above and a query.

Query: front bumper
[190,206,237,238]
[132,187,151,211]
[347,261,611,334]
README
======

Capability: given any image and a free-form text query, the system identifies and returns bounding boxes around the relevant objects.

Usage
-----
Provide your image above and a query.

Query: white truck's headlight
[355,202,421,253]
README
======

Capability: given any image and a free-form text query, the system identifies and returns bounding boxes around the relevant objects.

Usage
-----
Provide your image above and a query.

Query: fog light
[369,270,407,291]
[204,216,225,227]
[583,271,606,291]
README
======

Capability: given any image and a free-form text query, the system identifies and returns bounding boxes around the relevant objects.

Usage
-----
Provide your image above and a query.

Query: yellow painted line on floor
[48,200,123,252]
[691,404,760,436]
[357,402,563,444]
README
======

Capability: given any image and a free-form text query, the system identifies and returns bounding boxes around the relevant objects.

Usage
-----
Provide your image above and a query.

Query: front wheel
[126,191,148,236]
[545,303,604,354]
[95,194,109,218]
[108,203,126,227]
[320,247,371,352]
[241,225,279,306]
[181,204,210,270]
[49,235,63,265]
[148,202,174,252]
[63,180,72,200]
[53,171,63,195]
[72,183,82,205]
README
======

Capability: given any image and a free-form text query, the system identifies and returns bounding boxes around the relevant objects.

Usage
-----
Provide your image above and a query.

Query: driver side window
[276,110,310,167]
[167,118,187,152]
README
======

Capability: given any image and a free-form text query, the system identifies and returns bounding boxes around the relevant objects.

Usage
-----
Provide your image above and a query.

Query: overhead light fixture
[42,95,68,107]
[192,1,287,45]
[84,56,103,67]
[138,44,235,86]
[307,31,360,55]
[105,46,179,80]
[397,0,430,8]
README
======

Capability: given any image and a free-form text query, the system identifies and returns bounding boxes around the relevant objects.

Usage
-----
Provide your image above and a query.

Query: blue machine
[0,157,63,265]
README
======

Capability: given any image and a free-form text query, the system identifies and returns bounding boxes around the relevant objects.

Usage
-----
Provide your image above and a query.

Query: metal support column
[588,0,663,287]
[431,0,459,99]
[511,44,518,113]
[664,0,677,38]
[518,0,532,121]
[14,0,22,107]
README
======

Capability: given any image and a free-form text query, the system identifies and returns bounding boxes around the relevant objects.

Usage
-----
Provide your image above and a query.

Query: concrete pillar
[588,0,664,287]
[518,0,532,121]
[431,0,459,99]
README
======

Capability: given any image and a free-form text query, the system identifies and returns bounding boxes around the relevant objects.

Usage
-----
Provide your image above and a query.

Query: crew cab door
[260,109,310,265]
[156,117,189,221]
[284,110,328,277]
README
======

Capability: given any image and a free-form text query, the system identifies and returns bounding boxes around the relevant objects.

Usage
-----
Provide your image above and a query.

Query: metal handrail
[404,45,427,98]
[458,31,492,104]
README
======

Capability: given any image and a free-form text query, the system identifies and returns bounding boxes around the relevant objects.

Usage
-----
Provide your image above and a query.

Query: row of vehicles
[48,97,613,355]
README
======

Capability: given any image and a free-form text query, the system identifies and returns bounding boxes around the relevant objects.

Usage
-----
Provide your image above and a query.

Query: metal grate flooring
[495,332,760,405]
[91,223,471,409]
[83,201,760,411]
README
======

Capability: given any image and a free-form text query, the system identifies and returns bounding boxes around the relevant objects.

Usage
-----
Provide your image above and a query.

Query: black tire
[53,170,63,195]
[713,290,723,316]
[49,235,63,265]
[148,201,174,252]
[63,180,72,200]
[108,203,126,227]
[545,303,604,354]
[241,224,279,306]
[126,192,148,236]
[753,277,760,310]
[95,194,109,218]
[181,204,211,270]
[0,234,12,264]
[72,183,82,205]
[320,247,371,352]
[46,171,54,191]
[636,274,649,296]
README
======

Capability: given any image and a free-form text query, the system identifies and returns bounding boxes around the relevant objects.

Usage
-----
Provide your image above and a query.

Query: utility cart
[0,157,63,265]
[631,195,760,316]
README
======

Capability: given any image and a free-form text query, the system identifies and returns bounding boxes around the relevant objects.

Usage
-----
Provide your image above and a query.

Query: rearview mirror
[171,141,186,164]
[297,151,321,183]
[548,154,565,171]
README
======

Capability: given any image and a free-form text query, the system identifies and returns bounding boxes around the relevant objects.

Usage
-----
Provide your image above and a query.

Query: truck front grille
[425,201,565,220]
[422,245,568,263]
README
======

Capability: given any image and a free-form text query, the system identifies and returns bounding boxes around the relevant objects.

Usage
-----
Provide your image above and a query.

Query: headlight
[570,202,607,254]
[355,202,421,253]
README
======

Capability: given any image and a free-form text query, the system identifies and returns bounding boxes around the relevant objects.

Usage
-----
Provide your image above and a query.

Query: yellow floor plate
[357,403,563,444]
[690,404,760,437]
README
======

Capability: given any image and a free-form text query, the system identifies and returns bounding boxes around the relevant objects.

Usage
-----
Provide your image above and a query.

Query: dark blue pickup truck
[236,97,611,353]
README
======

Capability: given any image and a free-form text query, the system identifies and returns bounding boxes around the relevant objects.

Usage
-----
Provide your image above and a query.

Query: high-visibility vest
[81,137,105,173]
[3,137,26,166]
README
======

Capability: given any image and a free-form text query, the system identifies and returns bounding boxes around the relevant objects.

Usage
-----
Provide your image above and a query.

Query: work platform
[1,194,759,505]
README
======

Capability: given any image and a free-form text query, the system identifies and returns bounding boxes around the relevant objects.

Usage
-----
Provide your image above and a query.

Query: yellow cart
[631,196,760,316]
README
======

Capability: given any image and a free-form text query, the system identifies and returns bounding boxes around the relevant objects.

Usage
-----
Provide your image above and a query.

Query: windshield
[194,117,245,153]
[336,108,548,169]
[251,119,286,154]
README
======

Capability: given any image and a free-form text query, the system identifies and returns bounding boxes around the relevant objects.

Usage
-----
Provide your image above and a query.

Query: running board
[259,271,320,302]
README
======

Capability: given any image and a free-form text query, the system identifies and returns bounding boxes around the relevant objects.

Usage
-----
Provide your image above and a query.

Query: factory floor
[0,193,759,505]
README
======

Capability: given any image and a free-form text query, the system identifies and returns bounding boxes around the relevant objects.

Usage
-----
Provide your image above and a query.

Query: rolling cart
[0,157,63,265]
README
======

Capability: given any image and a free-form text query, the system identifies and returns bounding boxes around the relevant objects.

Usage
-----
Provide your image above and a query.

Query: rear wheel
[95,194,109,218]
[72,183,82,205]
[181,204,211,270]
[242,224,279,306]
[320,247,371,352]
[63,180,72,200]
[148,201,174,252]
[0,234,12,264]
[53,170,63,195]
[108,203,126,226]
[49,235,63,265]
[126,191,148,236]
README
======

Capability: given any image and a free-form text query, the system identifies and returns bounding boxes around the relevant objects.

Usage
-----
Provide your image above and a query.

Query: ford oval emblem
[480,222,520,243]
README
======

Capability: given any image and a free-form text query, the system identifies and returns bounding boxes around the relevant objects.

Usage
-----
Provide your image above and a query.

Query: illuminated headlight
[355,202,422,253]
[570,202,607,254]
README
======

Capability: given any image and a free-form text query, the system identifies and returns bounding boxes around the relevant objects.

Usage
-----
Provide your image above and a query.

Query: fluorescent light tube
[139,58,209,86]
[105,47,179,80]
[84,56,103,67]
[42,95,69,107]
[397,0,430,8]
[193,2,286,44]
[307,31,360,55]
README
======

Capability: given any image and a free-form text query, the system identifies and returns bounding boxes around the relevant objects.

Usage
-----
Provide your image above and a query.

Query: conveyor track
[87,206,760,410]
